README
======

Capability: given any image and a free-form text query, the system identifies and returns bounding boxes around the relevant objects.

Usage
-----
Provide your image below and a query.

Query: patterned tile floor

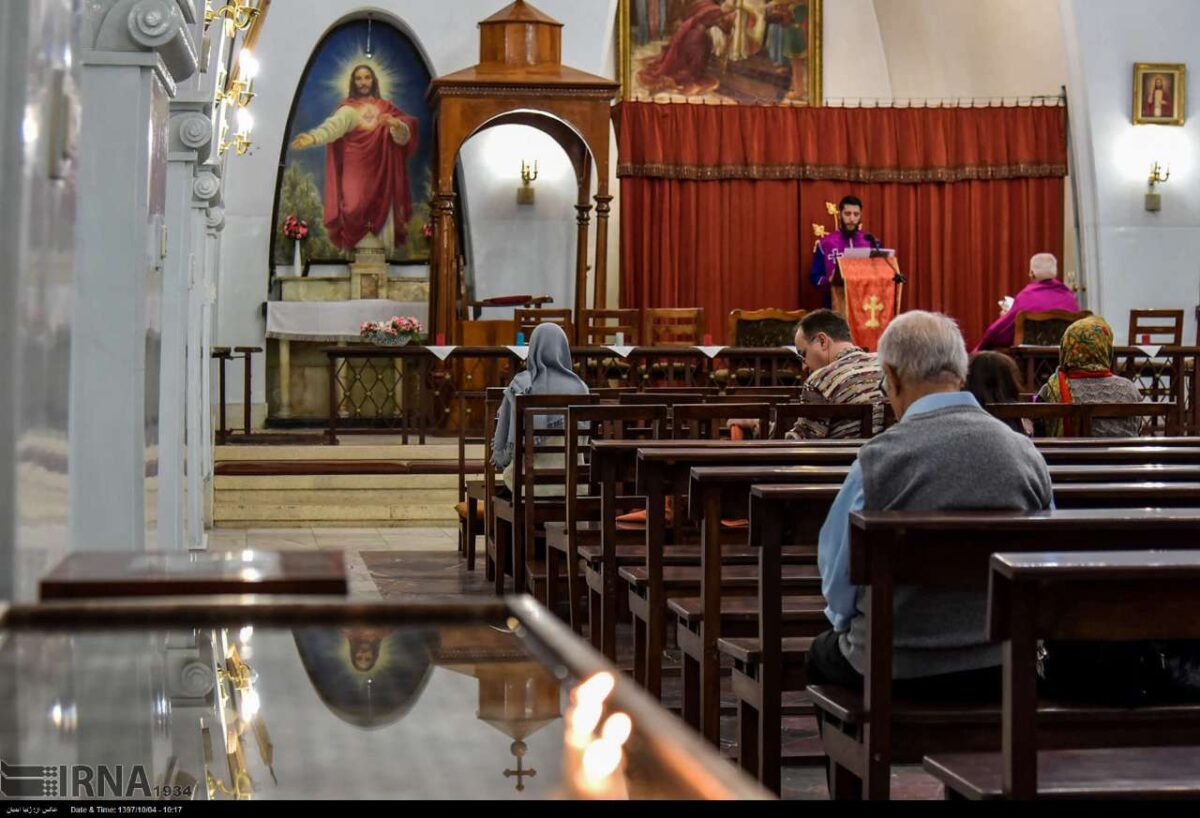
[216,524,944,800]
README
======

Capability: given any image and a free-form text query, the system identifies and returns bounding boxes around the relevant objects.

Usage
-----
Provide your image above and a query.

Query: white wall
[218,0,619,404]
[1062,0,1200,344]
[873,0,1067,99]
[822,0,892,100]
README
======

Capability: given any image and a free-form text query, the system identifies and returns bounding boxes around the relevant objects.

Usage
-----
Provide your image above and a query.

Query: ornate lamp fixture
[205,0,260,34]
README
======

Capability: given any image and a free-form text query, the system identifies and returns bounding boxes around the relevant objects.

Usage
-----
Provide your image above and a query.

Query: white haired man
[806,311,1053,698]
[973,252,1080,351]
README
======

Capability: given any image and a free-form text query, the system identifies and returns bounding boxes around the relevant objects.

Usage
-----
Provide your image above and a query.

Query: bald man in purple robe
[972,253,1081,352]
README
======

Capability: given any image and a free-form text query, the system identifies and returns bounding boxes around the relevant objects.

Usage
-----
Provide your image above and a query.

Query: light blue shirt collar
[901,390,980,421]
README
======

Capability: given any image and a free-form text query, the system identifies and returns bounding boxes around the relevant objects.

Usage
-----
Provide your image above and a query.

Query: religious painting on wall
[1133,63,1186,125]
[619,0,822,105]
[272,18,434,268]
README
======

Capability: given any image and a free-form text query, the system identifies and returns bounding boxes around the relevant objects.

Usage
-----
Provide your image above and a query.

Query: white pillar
[159,110,213,550]
[71,0,198,552]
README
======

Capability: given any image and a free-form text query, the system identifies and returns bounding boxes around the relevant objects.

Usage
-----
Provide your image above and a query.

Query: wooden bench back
[772,403,877,440]
[988,549,1200,797]
[670,403,770,440]
[985,401,1175,436]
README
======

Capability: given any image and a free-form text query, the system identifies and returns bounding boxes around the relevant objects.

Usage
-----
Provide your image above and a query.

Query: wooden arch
[427,0,618,343]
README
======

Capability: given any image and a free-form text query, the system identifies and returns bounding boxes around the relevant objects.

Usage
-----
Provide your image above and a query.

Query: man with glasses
[728,309,884,439]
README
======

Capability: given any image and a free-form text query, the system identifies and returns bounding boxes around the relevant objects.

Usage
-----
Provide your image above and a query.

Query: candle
[435,332,445,345]
[615,331,625,346]
[703,333,713,346]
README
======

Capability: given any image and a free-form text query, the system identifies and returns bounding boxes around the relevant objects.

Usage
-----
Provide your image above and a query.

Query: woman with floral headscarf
[1036,316,1144,437]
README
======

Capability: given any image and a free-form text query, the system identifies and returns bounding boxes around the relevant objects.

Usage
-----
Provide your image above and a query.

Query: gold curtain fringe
[625,94,1066,109]
[616,162,1069,182]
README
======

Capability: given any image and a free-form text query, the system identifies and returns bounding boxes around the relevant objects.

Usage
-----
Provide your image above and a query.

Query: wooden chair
[456,388,490,570]
[1128,308,1184,346]
[578,309,641,385]
[925,550,1200,800]
[1012,310,1093,347]
[644,307,705,346]
[488,392,598,595]
[514,308,574,343]
[581,308,641,345]
[727,309,806,347]
[547,404,668,634]
[771,403,878,440]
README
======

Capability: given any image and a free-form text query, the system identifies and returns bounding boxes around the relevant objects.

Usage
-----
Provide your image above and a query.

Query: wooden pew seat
[924,747,1200,801]
[670,595,826,627]
[618,563,820,593]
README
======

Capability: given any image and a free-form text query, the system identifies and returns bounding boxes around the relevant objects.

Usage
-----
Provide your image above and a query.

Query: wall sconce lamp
[219,108,254,157]
[218,49,260,108]
[217,50,258,108]
[205,0,260,34]
[1146,161,1171,211]
[517,160,538,205]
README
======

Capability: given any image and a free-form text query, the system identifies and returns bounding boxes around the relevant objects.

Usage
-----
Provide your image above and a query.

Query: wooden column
[593,191,613,311]
[573,173,593,344]
[432,192,459,343]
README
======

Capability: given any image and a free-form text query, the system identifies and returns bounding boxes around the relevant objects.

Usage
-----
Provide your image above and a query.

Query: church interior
[3,0,1200,804]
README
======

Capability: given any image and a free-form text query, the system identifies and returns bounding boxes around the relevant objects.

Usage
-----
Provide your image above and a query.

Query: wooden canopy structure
[428,0,619,343]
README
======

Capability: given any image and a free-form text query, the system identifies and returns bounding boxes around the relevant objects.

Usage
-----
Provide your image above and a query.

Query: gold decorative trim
[616,161,1069,182]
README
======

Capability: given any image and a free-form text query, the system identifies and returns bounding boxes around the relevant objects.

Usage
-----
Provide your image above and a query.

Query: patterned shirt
[786,347,885,440]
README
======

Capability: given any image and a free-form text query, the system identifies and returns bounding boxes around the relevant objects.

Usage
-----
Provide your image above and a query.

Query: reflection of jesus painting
[290,65,419,253]
[1142,74,1173,119]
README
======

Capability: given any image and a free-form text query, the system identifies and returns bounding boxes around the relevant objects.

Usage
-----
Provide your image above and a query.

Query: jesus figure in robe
[290,65,419,255]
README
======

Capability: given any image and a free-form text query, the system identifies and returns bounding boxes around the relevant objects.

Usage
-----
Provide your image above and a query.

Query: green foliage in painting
[274,164,346,265]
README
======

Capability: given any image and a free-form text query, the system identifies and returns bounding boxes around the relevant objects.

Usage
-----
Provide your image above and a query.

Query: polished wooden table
[39,550,348,600]
[0,596,769,801]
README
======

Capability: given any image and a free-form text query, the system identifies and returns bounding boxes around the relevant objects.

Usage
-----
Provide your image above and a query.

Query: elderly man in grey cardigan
[806,311,1053,696]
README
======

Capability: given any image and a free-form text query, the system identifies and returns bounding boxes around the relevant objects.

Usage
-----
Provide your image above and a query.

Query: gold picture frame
[1133,62,1185,125]
[618,0,823,106]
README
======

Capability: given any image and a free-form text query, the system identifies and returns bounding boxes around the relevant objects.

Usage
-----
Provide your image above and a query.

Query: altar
[266,267,429,422]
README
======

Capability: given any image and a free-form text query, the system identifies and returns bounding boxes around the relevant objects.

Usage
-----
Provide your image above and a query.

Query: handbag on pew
[1037,639,1200,707]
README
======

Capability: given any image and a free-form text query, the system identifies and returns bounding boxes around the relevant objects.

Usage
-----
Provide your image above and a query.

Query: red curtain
[617,102,1067,346]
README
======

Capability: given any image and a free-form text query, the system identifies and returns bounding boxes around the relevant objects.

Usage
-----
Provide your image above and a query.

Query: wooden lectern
[831,255,904,351]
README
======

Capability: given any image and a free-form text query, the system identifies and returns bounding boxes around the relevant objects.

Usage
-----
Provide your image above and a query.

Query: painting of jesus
[1133,62,1186,126]
[273,19,434,267]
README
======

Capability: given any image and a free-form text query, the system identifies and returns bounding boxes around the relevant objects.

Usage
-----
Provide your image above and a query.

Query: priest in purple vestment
[972,253,1081,352]
[809,195,880,308]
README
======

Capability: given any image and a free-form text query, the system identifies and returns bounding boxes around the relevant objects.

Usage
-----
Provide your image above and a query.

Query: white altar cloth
[266,300,429,342]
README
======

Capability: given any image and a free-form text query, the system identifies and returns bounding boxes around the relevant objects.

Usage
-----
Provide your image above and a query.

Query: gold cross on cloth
[864,295,885,328]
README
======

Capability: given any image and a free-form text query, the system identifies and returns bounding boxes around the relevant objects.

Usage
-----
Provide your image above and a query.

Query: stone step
[215,474,460,490]
[215,520,456,530]
[214,503,458,523]
[215,488,458,506]
[216,443,481,462]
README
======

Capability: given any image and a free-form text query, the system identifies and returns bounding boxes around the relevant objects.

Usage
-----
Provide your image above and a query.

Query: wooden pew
[808,508,1200,800]
[627,447,863,695]
[986,401,1177,436]
[680,460,1200,747]
[740,481,1200,793]
[924,550,1200,800]
[588,440,1200,668]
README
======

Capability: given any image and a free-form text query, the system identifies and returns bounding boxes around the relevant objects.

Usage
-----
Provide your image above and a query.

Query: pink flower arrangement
[361,315,424,345]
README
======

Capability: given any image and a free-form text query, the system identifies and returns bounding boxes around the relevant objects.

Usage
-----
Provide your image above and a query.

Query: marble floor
[212,524,944,800]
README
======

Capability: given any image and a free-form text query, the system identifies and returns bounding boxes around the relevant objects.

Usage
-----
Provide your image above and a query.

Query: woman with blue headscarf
[491,323,589,493]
